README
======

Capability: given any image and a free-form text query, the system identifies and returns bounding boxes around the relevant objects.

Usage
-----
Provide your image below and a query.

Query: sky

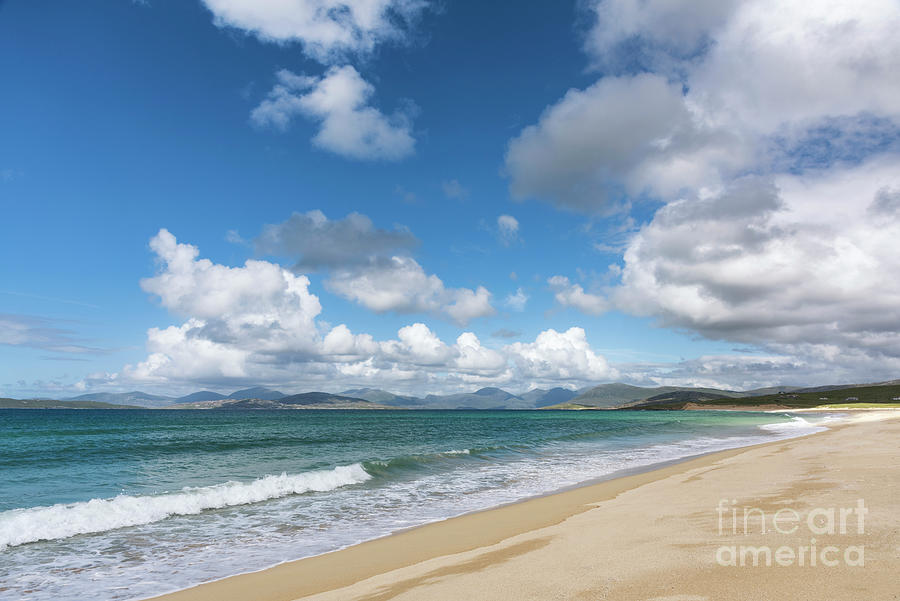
[2,0,900,398]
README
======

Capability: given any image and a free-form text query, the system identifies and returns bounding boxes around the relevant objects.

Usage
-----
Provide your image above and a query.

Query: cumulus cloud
[583,0,740,74]
[503,0,900,382]
[505,74,747,211]
[201,0,428,64]
[109,231,617,392]
[378,322,454,366]
[508,0,900,212]
[252,66,416,161]
[326,256,495,325]
[504,288,528,312]
[255,209,418,269]
[454,332,509,375]
[134,229,324,381]
[444,286,496,326]
[614,158,900,363]
[547,276,609,316]
[506,327,618,382]
[141,229,321,333]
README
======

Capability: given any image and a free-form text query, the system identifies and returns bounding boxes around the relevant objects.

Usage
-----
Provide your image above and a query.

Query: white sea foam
[757,415,826,435]
[0,463,371,549]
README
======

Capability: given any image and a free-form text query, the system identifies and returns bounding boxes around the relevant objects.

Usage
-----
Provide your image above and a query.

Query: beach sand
[152,412,900,601]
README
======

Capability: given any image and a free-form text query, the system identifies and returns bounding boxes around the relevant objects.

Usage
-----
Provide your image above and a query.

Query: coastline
[149,411,900,601]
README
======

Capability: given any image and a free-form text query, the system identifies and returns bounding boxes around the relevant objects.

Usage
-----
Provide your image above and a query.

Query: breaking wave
[0,463,371,549]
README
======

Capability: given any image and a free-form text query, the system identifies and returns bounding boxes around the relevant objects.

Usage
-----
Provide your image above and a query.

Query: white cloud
[505,74,747,211]
[134,228,324,382]
[321,324,378,358]
[442,179,469,200]
[379,322,454,366]
[502,0,900,382]
[504,288,528,312]
[252,66,415,161]
[140,229,321,348]
[453,332,507,373]
[444,286,496,326]
[127,319,253,382]
[614,157,900,364]
[505,327,618,382]
[327,256,495,325]
[508,0,900,212]
[583,0,740,74]
[99,231,621,393]
[547,276,609,316]
[685,1,900,135]
[326,256,441,312]
[201,0,428,64]
[496,214,520,245]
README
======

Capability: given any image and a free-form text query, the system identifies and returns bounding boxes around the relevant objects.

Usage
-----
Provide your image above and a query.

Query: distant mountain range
[520,387,580,407]
[62,386,288,408]
[175,390,227,403]
[64,391,177,408]
[341,386,579,410]
[227,387,286,401]
[632,382,900,410]
[3,379,887,411]
[52,385,582,410]
[556,384,744,409]
[168,392,384,410]
[340,388,424,407]
[0,397,140,410]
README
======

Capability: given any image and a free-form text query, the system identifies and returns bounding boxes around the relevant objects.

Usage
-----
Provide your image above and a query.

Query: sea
[0,408,831,600]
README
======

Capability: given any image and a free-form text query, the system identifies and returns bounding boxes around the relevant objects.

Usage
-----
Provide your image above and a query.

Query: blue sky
[2,0,900,397]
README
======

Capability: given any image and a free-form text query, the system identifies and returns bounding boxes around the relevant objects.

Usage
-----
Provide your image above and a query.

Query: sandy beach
[152,412,900,601]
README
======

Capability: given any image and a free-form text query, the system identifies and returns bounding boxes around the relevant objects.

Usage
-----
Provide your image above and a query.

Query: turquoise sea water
[0,409,829,600]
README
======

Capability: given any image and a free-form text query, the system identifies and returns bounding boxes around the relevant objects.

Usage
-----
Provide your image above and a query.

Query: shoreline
[148,411,899,601]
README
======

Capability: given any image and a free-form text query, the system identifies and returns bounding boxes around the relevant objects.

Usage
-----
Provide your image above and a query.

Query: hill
[519,387,579,408]
[167,392,388,410]
[422,387,532,410]
[545,383,744,409]
[227,387,285,400]
[0,398,140,409]
[632,383,900,410]
[341,388,424,407]
[64,391,175,408]
[176,390,226,403]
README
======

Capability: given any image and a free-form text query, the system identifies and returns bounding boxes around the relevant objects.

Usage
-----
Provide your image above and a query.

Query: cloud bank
[105,230,616,393]
[510,0,900,383]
